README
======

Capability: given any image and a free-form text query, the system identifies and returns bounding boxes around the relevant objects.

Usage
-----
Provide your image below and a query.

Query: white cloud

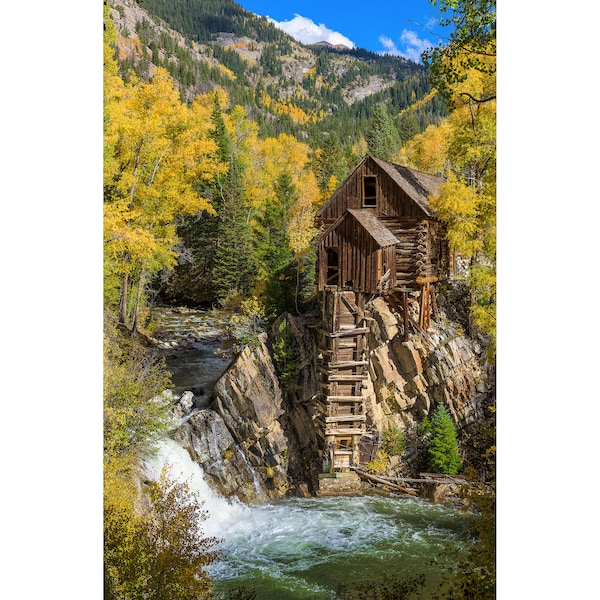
[378,29,434,63]
[266,14,355,48]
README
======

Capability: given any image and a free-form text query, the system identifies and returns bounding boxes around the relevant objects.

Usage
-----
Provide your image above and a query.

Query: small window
[363,176,377,206]
[326,247,339,286]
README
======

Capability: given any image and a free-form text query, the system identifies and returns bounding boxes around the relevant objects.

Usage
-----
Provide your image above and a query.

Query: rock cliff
[173,295,492,503]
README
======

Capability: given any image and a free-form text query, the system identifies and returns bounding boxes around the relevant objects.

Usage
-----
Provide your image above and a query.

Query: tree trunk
[295,258,300,314]
[131,271,146,334]
[118,272,129,327]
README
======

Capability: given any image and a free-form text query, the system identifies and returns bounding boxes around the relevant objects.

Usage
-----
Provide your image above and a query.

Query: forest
[103,0,496,597]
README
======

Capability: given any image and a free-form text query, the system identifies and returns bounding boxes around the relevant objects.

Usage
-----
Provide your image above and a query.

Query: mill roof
[316,154,445,220]
[317,208,400,248]
[369,155,444,218]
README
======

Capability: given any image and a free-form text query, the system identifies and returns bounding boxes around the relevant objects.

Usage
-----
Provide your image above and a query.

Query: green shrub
[272,318,301,394]
[381,427,406,456]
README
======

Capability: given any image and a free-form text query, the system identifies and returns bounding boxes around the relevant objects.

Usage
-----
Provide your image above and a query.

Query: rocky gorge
[147,282,494,507]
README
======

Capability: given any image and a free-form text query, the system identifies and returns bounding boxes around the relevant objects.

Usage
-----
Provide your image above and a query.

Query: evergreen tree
[271,318,301,395]
[211,141,255,301]
[398,112,420,145]
[366,104,401,161]
[254,170,298,316]
[312,136,347,194]
[427,403,462,474]
[189,93,256,303]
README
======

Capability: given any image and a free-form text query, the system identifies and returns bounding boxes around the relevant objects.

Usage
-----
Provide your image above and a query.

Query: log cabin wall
[380,217,420,289]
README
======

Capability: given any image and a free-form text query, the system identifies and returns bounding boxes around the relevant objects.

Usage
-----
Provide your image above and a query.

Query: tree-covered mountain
[108,0,446,148]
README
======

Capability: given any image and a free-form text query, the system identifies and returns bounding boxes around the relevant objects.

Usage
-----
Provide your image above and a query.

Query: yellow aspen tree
[104,66,218,330]
[399,120,452,175]
[428,65,496,343]
[288,172,321,311]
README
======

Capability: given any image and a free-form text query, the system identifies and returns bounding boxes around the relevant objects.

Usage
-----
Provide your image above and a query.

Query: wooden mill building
[314,154,451,473]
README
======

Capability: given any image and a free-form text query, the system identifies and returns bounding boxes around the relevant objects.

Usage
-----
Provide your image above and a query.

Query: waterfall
[143,437,473,600]
[235,443,267,498]
[144,437,252,539]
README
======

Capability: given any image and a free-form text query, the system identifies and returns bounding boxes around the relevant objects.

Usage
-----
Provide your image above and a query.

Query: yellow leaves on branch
[104,67,221,278]
[429,173,484,257]
[399,120,452,174]
[244,133,313,211]
[288,173,320,258]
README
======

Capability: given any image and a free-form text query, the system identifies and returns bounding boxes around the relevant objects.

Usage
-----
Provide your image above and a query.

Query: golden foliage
[399,120,452,174]
[429,173,484,257]
[104,460,220,600]
[104,64,224,323]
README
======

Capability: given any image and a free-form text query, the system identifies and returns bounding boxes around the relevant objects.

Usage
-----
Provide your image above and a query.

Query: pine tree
[366,104,401,161]
[398,112,420,145]
[272,318,301,395]
[211,146,255,301]
[254,170,297,316]
[202,93,255,302]
[428,403,462,474]
[313,136,347,194]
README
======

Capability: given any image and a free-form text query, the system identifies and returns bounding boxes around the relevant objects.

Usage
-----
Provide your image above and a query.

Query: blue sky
[237,0,448,63]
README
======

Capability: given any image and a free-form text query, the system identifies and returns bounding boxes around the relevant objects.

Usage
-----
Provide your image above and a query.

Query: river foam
[144,438,472,599]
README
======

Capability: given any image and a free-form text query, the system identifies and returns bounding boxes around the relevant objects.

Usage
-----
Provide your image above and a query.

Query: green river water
[148,307,475,599]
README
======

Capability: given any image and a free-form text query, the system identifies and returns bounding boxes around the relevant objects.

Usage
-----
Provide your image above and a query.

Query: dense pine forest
[103,0,496,597]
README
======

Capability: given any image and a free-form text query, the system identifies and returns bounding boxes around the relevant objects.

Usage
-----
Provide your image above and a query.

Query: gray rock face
[175,322,321,503]
[367,299,487,434]
[174,302,490,503]
[173,391,194,418]
[174,409,273,504]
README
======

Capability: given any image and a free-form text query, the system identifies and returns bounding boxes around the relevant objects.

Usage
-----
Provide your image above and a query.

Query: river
[147,307,475,599]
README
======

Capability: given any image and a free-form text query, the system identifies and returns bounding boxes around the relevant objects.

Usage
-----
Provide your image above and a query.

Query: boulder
[173,391,194,417]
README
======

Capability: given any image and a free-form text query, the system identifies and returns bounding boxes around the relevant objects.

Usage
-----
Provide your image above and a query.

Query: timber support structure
[317,288,372,472]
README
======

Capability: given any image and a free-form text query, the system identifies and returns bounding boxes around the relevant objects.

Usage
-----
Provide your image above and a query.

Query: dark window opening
[326,247,339,286]
[363,176,377,206]
[344,280,353,289]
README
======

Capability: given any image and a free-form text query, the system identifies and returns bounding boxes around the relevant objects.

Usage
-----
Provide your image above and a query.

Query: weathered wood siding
[317,156,430,226]
[317,217,396,293]
[317,291,369,469]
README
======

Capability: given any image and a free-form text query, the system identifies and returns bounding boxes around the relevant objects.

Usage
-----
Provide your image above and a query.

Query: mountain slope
[107,0,446,146]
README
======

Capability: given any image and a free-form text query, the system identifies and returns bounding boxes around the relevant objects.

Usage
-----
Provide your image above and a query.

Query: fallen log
[353,469,418,496]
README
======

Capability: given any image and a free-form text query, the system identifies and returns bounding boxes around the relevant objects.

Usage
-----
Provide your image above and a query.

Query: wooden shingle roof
[369,155,444,218]
[317,208,400,248]
[315,154,444,220]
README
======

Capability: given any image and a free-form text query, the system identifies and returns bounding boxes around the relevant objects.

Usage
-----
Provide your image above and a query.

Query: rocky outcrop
[174,315,322,504]
[172,298,492,503]
[366,296,487,435]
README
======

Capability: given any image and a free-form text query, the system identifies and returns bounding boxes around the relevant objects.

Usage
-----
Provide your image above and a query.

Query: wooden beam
[353,470,418,496]
[324,428,365,435]
[325,415,366,423]
[326,374,368,382]
[430,284,438,320]
[416,276,439,284]
[340,293,362,318]
[317,327,370,339]
[326,360,369,368]
[402,290,409,342]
